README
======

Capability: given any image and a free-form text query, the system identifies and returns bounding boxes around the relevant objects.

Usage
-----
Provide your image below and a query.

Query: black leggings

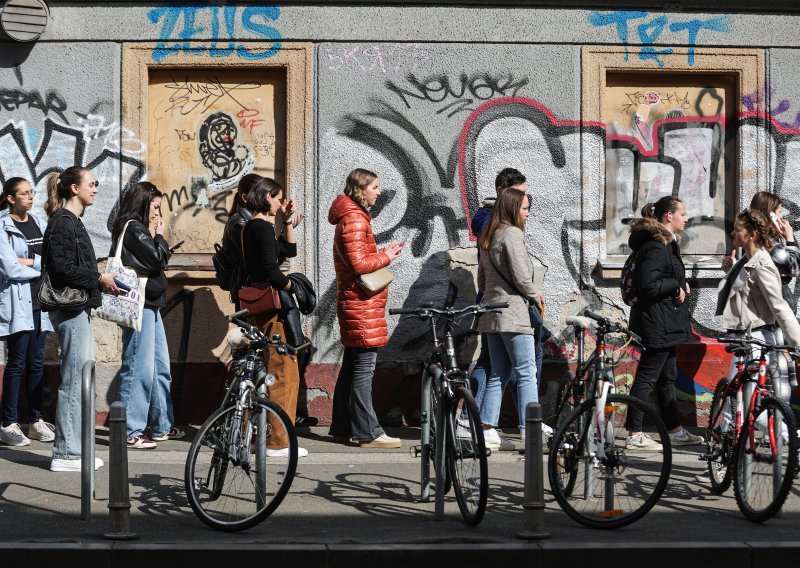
[626,346,680,432]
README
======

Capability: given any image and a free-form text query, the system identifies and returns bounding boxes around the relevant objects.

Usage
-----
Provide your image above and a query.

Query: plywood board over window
[122,43,312,272]
[582,47,765,276]
[147,69,287,253]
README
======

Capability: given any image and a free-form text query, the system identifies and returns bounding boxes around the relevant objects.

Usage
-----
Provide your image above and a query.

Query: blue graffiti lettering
[669,17,731,66]
[148,6,282,63]
[588,11,731,67]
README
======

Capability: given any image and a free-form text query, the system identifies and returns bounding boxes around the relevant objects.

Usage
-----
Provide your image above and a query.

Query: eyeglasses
[16,190,35,198]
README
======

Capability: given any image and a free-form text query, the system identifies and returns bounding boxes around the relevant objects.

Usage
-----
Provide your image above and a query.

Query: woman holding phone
[328,168,403,448]
[43,167,121,472]
[111,182,183,449]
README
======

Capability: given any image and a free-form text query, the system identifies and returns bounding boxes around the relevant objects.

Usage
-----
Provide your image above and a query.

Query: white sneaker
[483,427,515,451]
[28,419,55,442]
[50,457,104,472]
[266,446,308,458]
[626,433,663,451]
[0,423,30,447]
[669,428,705,446]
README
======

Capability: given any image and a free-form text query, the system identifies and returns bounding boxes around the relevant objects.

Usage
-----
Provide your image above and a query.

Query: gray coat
[476,225,538,335]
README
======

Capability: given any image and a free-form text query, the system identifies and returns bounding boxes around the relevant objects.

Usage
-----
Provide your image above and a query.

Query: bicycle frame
[420,313,465,519]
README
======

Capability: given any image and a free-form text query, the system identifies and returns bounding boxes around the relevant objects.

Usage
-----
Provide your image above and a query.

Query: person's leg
[149,310,175,437]
[51,309,94,460]
[506,333,537,429]
[1,329,31,427]
[329,347,354,437]
[118,309,156,439]
[654,347,681,431]
[259,313,299,449]
[480,333,511,427]
[25,310,48,423]
[470,333,491,408]
[348,347,383,442]
[626,347,669,433]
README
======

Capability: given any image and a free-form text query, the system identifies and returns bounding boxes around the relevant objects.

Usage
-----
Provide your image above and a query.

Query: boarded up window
[604,73,735,257]
[147,69,287,253]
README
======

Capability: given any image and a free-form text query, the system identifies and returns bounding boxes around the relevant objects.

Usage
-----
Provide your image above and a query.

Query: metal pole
[256,383,267,509]
[104,402,138,540]
[518,402,550,540]
[81,360,96,521]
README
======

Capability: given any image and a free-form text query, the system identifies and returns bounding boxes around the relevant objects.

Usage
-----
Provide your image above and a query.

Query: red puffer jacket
[328,194,391,348]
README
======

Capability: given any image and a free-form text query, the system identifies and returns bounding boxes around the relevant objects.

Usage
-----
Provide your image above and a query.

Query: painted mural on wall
[147,69,286,253]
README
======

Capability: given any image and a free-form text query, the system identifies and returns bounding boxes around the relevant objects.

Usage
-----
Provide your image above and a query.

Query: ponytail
[44,166,88,218]
[641,195,683,222]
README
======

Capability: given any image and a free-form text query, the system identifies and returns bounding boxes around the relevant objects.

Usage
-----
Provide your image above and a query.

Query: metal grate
[1,0,49,42]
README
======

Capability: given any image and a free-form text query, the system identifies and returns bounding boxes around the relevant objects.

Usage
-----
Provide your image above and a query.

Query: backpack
[620,251,639,306]
[212,241,239,292]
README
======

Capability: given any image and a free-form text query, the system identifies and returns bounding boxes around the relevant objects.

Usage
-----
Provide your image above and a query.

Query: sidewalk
[1,426,799,566]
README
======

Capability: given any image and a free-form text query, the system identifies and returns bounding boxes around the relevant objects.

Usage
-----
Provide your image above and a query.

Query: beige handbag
[356,267,393,295]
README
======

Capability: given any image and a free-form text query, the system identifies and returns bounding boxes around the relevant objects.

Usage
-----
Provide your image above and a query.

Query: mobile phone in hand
[770,211,784,233]
[169,240,185,253]
[113,277,131,292]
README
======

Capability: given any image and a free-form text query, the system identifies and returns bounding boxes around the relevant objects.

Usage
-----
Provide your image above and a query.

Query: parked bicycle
[704,334,799,522]
[389,286,507,525]
[547,310,672,529]
[184,309,311,532]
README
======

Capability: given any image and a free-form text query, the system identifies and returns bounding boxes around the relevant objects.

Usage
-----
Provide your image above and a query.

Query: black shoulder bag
[38,216,89,311]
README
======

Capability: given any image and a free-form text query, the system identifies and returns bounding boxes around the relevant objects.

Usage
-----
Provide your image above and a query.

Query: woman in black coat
[626,195,702,450]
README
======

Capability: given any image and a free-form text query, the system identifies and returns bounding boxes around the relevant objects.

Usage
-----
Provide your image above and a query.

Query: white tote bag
[91,221,148,331]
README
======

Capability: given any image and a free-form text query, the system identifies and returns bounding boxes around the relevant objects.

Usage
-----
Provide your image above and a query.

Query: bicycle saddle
[566,316,592,329]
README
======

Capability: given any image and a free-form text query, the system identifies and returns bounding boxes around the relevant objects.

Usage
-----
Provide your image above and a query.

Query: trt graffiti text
[588,11,731,67]
[148,6,282,63]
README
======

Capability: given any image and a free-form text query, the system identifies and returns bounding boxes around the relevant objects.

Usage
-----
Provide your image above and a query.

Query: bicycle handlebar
[389,302,509,318]
[582,310,643,345]
[719,335,800,357]
[226,312,313,355]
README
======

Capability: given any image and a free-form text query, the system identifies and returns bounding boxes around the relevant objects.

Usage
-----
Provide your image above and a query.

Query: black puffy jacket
[627,217,691,349]
[111,221,170,309]
[42,208,102,310]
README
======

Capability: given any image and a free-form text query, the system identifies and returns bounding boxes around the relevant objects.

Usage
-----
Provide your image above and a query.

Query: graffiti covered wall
[5,4,800,425]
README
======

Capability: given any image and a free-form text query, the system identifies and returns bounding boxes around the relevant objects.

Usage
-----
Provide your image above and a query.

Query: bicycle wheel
[552,373,578,431]
[447,386,488,525]
[548,394,672,529]
[706,379,734,494]
[185,399,298,531]
[732,396,798,522]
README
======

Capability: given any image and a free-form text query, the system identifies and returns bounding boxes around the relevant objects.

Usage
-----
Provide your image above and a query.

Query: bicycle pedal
[410,445,421,458]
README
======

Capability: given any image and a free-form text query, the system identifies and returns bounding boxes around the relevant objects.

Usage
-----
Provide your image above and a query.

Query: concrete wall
[3,3,800,426]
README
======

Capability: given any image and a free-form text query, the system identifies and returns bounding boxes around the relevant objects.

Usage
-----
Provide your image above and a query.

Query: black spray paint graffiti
[198,112,254,189]
[386,73,529,118]
[0,88,68,123]
[162,185,233,225]
[0,117,145,192]
[165,76,261,117]
[338,98,467,257]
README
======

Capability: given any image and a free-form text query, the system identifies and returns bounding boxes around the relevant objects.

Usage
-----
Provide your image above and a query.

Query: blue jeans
[480,332,537,428]
[2,310,48,426]
[50,309,94,460]
[119,308,174,438]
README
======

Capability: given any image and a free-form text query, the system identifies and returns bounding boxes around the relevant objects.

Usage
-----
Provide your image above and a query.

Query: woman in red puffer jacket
[328,168,404,448]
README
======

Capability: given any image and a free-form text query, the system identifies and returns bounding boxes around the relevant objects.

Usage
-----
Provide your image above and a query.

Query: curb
[2,541,799,567]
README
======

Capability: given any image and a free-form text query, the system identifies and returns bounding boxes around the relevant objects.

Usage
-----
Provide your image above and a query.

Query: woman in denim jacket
[0,178,54,447]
